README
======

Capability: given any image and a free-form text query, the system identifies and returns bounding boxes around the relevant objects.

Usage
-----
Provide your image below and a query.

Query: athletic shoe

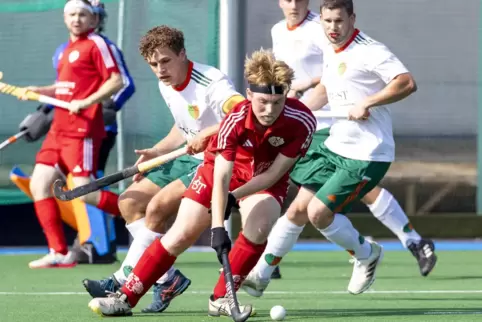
[241,270,270,297]
[347,241,383,295]
[271,266,282,279]
[408,239,437,277]
[82,276,121,298]
[141,269,191,313]
[88,291,132,317]
[208,295,255,317]
[28,249,76,268]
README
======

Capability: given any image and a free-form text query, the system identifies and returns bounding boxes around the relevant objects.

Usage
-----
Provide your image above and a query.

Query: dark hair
[139,25,185,58]
[320,0,354,16]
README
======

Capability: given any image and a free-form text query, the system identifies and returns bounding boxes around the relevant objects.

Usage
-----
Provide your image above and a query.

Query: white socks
[367,188,421,248]
[255,215,305,280]
[125,217,146,238]
[319,213,371,259]
[114,219,166,284]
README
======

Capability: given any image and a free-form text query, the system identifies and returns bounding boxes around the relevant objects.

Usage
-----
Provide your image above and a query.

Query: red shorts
[35,132,101,177]
[183,162,289,208]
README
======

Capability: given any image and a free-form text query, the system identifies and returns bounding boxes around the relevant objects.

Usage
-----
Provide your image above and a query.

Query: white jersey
[322,30,409,162]
[271,11,332,130]
[159,61,241,160]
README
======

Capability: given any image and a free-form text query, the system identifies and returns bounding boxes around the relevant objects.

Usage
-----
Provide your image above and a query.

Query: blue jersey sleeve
[44,42,69,111]
[104,38,135,111]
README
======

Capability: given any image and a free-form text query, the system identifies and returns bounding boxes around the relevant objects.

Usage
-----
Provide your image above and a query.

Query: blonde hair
[244,48,294,92]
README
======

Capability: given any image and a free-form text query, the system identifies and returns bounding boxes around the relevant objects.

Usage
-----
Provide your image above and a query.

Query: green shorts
[290,127,330,185]
[145,154,202,188]
[291,129,391,214]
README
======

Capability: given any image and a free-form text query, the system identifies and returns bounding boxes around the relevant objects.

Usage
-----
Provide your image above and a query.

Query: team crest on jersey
[187,104,200,119]
[338,62,347,75]
[68,50,80,63]
[268,136,285,147]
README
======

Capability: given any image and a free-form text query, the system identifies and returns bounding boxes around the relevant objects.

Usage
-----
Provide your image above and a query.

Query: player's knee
[29,179,51,200]
[307,197,333,229]
[145,201,173,233]
[360,185,382,205]
[162,229,197,256]
[241,198,280,244]
[286,201,309,226]
[118,191,144,222]
[243,219,275,244]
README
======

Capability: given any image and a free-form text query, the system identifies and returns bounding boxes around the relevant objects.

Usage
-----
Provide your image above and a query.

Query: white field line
[0,290,482,296]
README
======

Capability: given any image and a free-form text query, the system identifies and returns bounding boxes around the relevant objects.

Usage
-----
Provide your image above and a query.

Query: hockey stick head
[221,251,253,322]
[52,179,71,201]
[231,305,252,322]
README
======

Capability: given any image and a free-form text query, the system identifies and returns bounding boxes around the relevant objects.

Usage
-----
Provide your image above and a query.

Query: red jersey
[51,32,120,138]
[206,98,316,183]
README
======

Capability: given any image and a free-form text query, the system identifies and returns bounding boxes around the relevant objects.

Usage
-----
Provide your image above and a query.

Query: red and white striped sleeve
[280,100,317,158]
[88,33,120,79]
[213,102,249,161]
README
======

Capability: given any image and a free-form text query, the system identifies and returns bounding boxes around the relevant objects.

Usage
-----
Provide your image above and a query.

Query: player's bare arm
[364,72,417,108]
[288,77,322,98]
[303,81,329,111]
[136,124,186,160]
[231,154,299,200]
[17,84,57,101]
[211,153,234,228]
[187,124,218,155]
[69,72,123,113]
[349,73,417,121]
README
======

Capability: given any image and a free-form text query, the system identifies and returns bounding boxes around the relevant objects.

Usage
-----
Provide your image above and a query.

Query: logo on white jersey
[338,62,347,75]
[187,104,200,119]
[268,136,285,147]
[68,50,80,63]
[191,176,207,194]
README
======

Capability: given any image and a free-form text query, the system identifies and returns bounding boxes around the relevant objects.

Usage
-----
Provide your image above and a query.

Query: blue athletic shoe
[82,276,121,298]
[141,269,191,313]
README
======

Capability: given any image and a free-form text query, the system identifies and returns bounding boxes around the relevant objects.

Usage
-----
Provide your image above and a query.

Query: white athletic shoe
[240,270,270,297]
[88,292,132,317]
[28,249,77,268]
[347,241,383,295]
[208,296,256,317]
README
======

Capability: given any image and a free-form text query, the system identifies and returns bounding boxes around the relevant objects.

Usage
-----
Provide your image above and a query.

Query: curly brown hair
[139,25,185,59]
[244,48,294,92]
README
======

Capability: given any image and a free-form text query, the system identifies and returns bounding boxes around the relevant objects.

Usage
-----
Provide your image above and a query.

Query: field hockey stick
[221,250,252,322]
[0,130,28,151]
[0,72,71,109]
[53,146,188,201]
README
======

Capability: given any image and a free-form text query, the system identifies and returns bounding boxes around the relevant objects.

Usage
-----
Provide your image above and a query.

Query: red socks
[34,198,67,255]
[121,239,176,307]
[213,233,266,299]
[97,190,120,216]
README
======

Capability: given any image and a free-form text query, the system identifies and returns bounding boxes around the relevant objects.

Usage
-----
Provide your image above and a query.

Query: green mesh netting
[0,0,219,204]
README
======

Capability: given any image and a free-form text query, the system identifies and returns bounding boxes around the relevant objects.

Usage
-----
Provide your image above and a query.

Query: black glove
[211,227,232,265]
[224,192,239,221]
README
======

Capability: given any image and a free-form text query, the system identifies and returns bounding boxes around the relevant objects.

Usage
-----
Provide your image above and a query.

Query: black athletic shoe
[270,266,282,279]
[408,239,437,277]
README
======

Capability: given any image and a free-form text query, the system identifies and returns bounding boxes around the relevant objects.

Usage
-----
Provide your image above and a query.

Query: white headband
[64,0,94,14]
